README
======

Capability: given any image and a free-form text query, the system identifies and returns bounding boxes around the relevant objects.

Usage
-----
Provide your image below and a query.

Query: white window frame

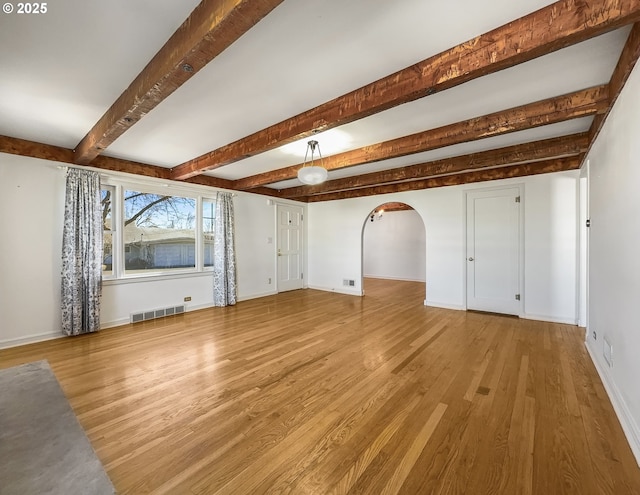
[100,177,220,284]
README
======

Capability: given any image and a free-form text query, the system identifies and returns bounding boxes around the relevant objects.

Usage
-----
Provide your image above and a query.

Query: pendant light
[297,140,328,185]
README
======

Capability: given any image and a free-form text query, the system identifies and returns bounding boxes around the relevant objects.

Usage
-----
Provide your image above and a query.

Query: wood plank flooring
[1,278,639,494]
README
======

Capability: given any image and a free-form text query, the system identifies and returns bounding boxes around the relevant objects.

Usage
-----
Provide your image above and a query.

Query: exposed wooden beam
[1,135,173,178]
[171,0,640,180]
[300,156,582,202]
[0,135,215,181]
[93,156,171,179]
[74,0,285,165]
[1,135,74,163]
[237,86,607,190]
[587,22,640,151]
[185,175,283,198]
[279,133,589,199]
[1,135,286,197]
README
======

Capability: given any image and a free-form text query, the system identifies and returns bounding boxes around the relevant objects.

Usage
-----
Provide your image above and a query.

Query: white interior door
[277,204,304,292]
[466,187,521,315]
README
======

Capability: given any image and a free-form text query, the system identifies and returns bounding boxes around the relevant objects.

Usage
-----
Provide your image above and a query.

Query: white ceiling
[0,0,631,190]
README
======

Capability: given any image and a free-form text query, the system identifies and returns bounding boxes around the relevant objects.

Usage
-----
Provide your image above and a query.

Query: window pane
[203,200,215,267]
[101,189,112,230]
[101,188,113,276]
[103,232,113,277]
[124,190,196,273]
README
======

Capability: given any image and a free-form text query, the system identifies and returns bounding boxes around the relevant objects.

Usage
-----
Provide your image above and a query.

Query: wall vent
[130,304,185,324]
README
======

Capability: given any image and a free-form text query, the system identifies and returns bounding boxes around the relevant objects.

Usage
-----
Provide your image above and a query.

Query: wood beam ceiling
[279,133,589,199]
[6,3,640,204]
[0,135,245,190]
[236,86,607,190]
[171,0,640,180]
[302,156,583,203]
[73,0,285,165]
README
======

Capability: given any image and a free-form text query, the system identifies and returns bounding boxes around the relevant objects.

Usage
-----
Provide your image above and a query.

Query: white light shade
[297,165,328,185]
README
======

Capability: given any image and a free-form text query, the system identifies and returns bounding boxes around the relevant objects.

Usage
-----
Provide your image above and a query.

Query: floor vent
[130,304,185,324]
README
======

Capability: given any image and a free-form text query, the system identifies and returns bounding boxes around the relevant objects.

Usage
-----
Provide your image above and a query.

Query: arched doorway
[361,202,426,298]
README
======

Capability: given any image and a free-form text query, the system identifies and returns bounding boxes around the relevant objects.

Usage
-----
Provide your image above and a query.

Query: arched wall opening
[361,201,427,298]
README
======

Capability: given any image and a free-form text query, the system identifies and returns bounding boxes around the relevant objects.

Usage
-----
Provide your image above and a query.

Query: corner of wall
[424,300,465,311]
[585,339,640,467]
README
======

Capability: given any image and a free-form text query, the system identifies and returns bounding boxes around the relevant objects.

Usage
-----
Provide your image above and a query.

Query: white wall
[522,174,578,323]
[585,62,640,464]
[0,157,65,346]
[308,171,579,319]
[363,209,426,282]
[0,153,302,347]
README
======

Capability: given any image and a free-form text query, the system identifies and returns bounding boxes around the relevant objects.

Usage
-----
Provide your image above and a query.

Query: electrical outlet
[268,277,272,284]
[592,330,597,340]
[184,296,192,302]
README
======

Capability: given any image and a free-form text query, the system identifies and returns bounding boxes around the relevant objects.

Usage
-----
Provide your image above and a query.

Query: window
[100,182,218,280]
[101,187,114,277]
[203,199,215,267]
[123,190,196,273]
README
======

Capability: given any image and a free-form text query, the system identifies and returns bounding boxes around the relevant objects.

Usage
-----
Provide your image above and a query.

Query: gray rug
[0,360,116,495]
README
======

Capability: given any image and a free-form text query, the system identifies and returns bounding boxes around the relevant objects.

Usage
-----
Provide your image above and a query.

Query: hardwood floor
[2,278,639,494]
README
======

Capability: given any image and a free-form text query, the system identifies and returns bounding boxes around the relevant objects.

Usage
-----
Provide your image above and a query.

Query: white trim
[519,313,578,325]
[586,341,640,467]
[307,285,363,297]
[424,300,465,311]
[103,269,213,286]
[237,291,278,302]
[362,274,426,283]
[101,318,130,329]
[0,331,63,350]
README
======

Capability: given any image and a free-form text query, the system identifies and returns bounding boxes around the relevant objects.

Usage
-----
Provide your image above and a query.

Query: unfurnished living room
[1,1,640,494]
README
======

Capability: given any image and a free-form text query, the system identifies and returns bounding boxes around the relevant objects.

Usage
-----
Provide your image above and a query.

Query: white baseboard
[0,331,63,350]
[307,285,363,297]
[100,317,130,329]
[237,290,278,302]
[586,341,640,467]
[424,300,465,311]
[520,313,577,325]
[363,275,426,283]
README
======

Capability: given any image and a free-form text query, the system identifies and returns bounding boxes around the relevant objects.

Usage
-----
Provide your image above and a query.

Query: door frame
[578,160,590,331]
[359,201,427,301]
[275,202,305,293]
[463,184,525,315]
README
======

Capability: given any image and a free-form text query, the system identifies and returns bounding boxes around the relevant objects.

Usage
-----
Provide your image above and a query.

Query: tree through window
[123,190,196,272]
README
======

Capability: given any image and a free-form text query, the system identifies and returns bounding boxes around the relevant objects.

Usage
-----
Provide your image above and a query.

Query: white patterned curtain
[213,192,237,306]
[61,169,103,335]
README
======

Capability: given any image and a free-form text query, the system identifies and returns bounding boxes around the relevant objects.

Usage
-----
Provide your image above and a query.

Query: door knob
[278,249,282,257]
[468,257,474,261]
